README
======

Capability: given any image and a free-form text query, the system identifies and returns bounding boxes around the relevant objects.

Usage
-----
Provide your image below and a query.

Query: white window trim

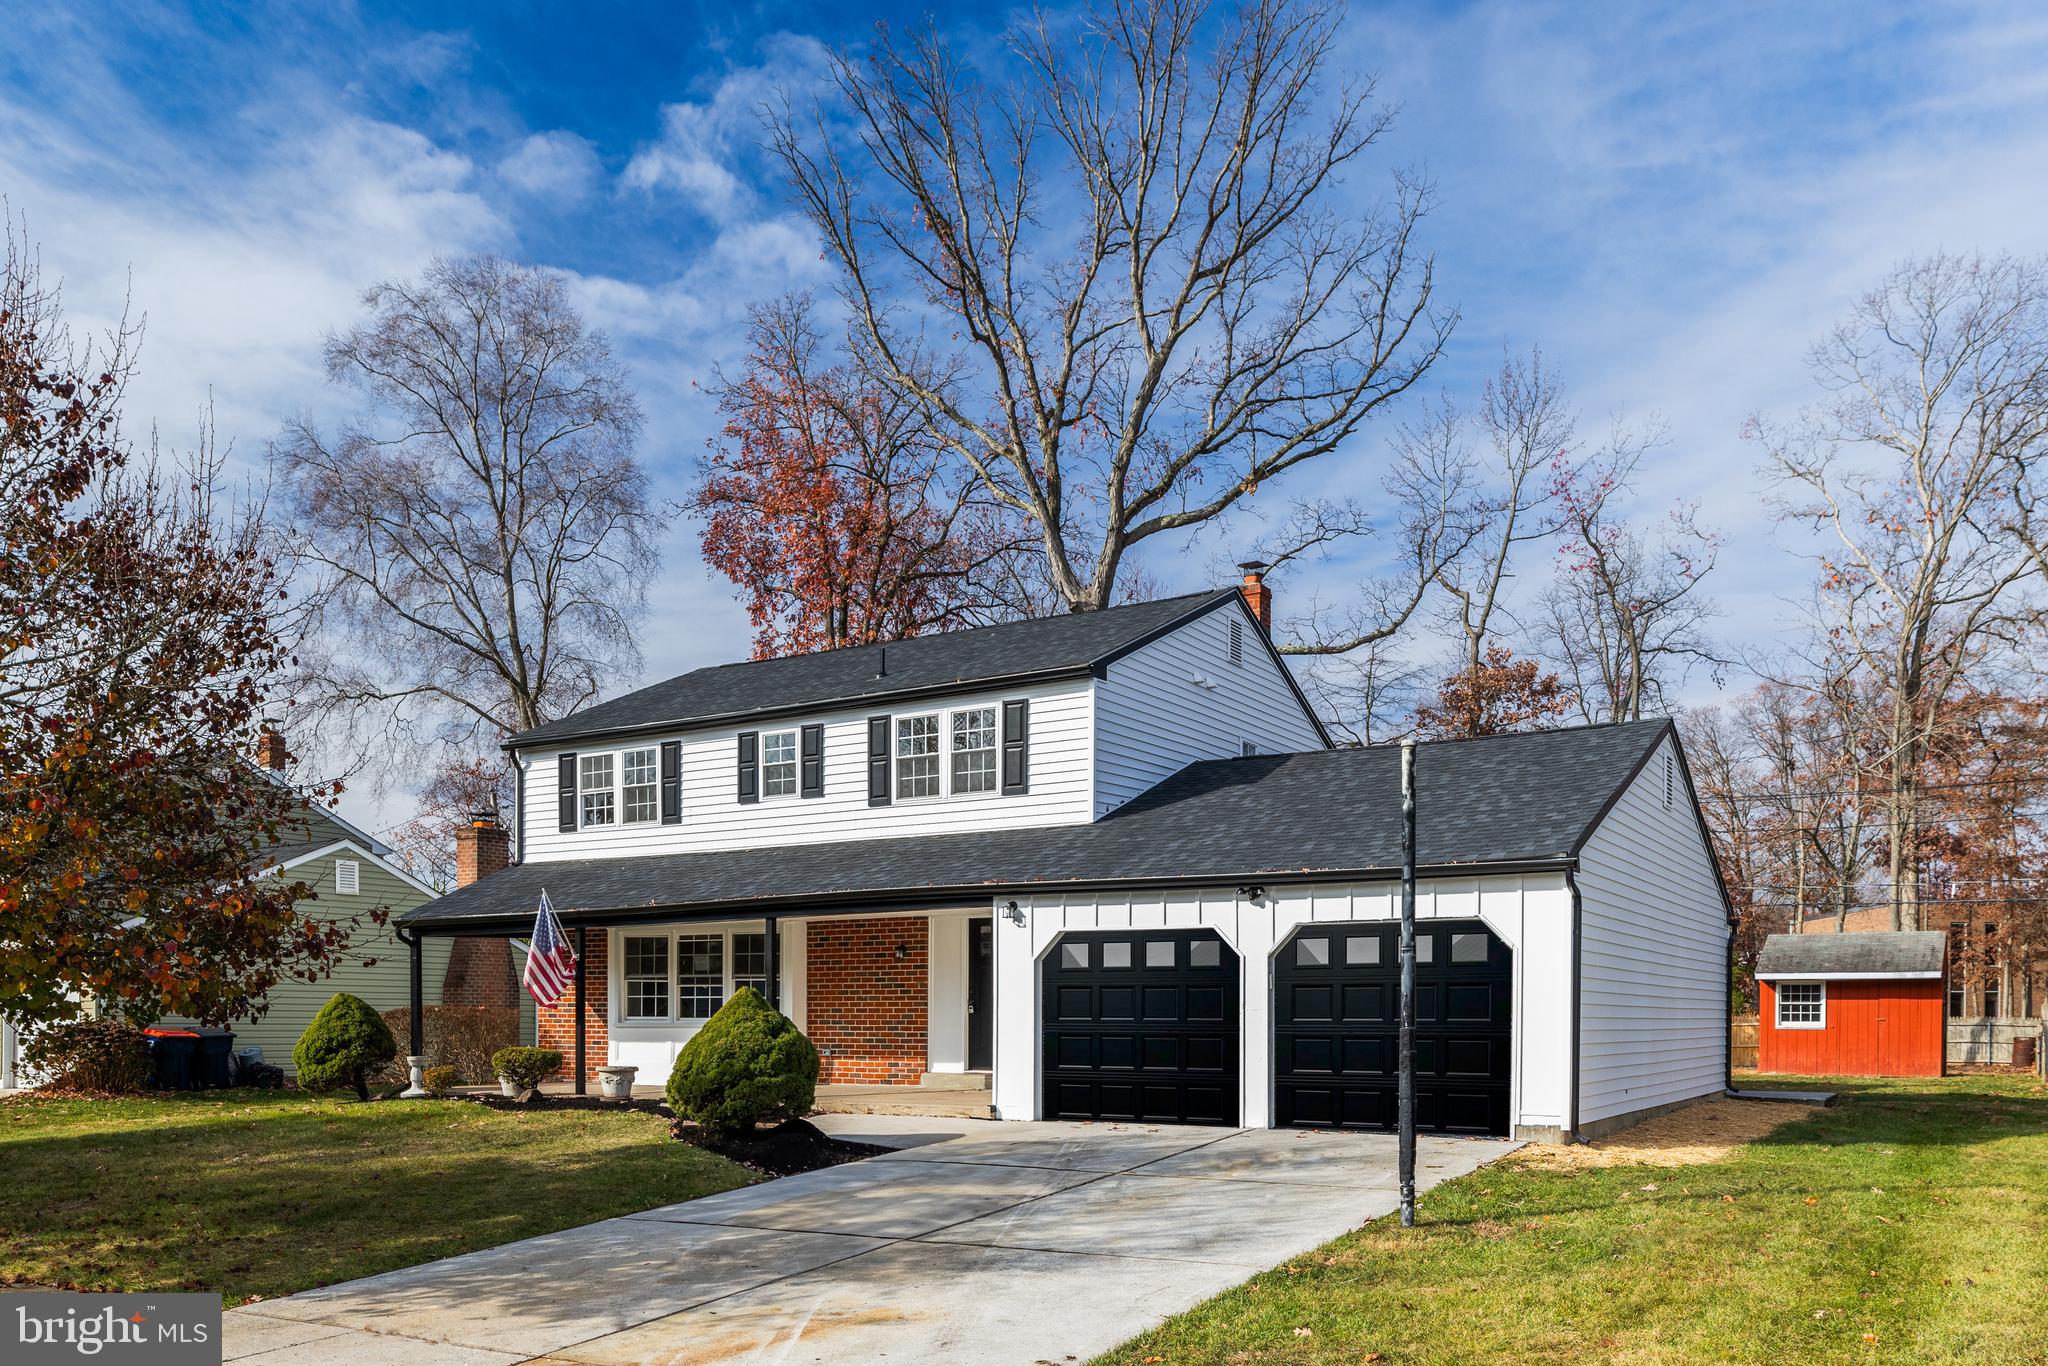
[896,706,1001,803]
[579,744,662,829]
[610,927,772,1028]
[759,727,800,801]
[1776,980,1827,1030]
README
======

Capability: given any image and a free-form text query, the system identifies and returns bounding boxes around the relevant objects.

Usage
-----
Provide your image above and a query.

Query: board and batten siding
[1574,735,1732,1126]
[1091,600,1327,816]
[520,678,1094,863]
[166,849,449,1070]
[993,873,1574,1132]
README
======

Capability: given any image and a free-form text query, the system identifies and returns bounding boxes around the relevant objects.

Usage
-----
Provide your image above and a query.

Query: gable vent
[1228,619,1244,666]
[335,858,360,895]
[1662,754,1675,810]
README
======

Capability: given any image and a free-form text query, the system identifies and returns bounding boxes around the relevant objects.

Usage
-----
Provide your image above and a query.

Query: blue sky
[8,1,2048,831]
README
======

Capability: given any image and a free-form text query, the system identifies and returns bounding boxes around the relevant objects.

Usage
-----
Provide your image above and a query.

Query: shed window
[1776,981,1825,1029]
[333,859,359,895]
[760,729,799,799]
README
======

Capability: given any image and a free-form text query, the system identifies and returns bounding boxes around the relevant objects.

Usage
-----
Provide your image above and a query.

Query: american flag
[523,890,578,1008]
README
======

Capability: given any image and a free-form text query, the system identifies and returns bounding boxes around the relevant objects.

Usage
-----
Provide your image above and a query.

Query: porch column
[400,929,428,1098]
[766,914,782,1011]
[574,925,587,1096]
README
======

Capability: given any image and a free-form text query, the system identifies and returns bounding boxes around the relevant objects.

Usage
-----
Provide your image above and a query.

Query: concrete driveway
[222,1117,1518,1365]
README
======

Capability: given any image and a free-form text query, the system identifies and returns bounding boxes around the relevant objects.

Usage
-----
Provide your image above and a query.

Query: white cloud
[620,35,830,223]
[499,130,602,199]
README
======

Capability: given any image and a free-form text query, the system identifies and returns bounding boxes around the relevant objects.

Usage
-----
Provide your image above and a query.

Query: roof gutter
[398,855,1578,933]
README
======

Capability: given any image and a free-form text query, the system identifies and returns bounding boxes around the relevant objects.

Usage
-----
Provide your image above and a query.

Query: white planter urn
[499,1077,522,1098]
[400,1055,430,1099]
[596,1064,637,1100]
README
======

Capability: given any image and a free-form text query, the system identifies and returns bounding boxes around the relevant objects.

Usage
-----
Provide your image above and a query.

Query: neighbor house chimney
[454,808,511,888]
[1237,561,1272,631]
[256,720,290,772]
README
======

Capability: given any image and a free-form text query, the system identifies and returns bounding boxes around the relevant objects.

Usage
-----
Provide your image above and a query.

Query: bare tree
[1432,349,1583,673]
[773,0,1450,611]
[276,255,660,833]
[1542,447,1720,723]
[1756,252,2048,929]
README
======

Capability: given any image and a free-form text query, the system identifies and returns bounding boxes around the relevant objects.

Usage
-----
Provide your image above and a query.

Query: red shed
[1755,931,1947,1078]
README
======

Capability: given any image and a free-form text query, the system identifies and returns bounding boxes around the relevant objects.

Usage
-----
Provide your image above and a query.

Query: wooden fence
[1730,1016,1759,1070]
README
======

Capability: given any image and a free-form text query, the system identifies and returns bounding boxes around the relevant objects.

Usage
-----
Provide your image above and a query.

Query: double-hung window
[579,753,616,827]
[951,707,997,794]
[621,936,671,1020]
[732,933,770,997]
[761,729,799,798]
[1776,981,1825,1028]
[677,935,725,1020]
[896,714,941,799]
[621,747,659,823]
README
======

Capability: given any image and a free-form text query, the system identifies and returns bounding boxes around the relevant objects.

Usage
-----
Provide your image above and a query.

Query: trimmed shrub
[422,1065,460,1094]
[23,1018,153,1094]
[491,1046,562,1090]
[294,993,398,1100]
[379,1005,521,1085]
[666,987,818,1136]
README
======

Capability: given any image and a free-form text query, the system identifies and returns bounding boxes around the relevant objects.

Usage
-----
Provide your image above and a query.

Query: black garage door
[1273,920,1511,1136]
[1041,929,1239,1124]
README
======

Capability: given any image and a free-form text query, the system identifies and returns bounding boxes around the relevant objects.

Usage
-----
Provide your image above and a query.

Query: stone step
[919,1071,992,1090]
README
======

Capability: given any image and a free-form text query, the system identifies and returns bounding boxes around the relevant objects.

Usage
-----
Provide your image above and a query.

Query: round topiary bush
[666,987,819,1136]
[24,1018,154,1093]
[293,992,398,1100]
[491,1046,562,1091]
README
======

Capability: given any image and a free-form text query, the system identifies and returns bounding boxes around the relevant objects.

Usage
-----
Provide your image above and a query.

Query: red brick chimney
[444,809,520,1009]
[255,721,290,772]
[1237,561,1273,631]
[454,809,511,887]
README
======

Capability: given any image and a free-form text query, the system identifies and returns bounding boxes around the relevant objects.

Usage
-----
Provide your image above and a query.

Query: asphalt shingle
[1756,931,1948,978]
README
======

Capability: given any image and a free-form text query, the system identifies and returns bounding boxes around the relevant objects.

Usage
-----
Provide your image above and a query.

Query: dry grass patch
[1514,1095,1805,1170]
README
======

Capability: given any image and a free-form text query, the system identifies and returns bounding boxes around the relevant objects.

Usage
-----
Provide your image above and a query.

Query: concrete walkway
[222,1119,1518,1365]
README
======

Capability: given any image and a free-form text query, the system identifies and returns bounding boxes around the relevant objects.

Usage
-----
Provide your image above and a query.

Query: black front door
[968,917,994,1071]
[1272,920,1512,1136]
[1041,928,1240,1124]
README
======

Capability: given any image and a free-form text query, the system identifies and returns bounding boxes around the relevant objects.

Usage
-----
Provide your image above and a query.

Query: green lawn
[1104,1074,2048,1365]
[0,1091,755,1306]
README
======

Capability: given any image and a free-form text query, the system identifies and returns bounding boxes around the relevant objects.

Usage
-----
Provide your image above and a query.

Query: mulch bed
[671,1116,891,1176]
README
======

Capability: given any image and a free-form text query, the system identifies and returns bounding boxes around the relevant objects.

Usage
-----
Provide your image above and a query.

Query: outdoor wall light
[893,943,908,960]
[1237,884,1267,905]
[1004,900,1026,926]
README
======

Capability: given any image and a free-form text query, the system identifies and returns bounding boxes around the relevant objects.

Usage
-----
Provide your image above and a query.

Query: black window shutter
[660,740,682,824]
[737,732,760,804]
[557,753,578,831]
[1001,699,1030,795]
[867,715,892,806]
[800,723,824,798]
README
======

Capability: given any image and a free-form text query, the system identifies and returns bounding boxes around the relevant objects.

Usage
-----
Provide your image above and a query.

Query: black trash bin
[144,1028,199,1090]
[194,1029,236,1088]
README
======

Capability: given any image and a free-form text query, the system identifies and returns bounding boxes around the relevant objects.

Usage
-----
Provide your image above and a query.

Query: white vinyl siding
[994,873,1575,1131]
[1092,600,1326,816]
[1575,735,1731,1125]
[521,678,1095,861]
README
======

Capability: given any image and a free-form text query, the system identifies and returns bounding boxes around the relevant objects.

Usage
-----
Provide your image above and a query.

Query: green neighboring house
[161,803,498,1072]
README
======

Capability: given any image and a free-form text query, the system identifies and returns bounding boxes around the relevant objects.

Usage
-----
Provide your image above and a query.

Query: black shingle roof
[404,719,1678,929]
[1756,931,1947,978]
[509,589,1242,749]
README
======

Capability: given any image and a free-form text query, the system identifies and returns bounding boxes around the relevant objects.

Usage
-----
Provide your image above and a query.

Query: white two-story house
[400,574,1734,1140]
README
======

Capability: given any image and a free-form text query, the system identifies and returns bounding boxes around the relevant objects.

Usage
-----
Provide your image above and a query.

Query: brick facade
[536,931,608,1083]
[441,938,520,1008]
[806,917,928,1084]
